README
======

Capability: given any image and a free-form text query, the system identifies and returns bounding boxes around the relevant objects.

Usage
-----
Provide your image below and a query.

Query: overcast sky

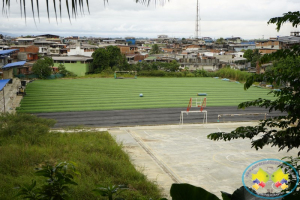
[0,0,299,39]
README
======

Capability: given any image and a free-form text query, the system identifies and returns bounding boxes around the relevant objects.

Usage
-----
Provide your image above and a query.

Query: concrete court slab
[108,122,298,199]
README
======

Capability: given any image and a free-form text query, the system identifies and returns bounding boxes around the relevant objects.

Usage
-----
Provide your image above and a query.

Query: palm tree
[1,0,167,21]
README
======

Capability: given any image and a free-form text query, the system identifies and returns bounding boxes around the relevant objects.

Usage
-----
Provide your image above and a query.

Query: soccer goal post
[114,71,137,79]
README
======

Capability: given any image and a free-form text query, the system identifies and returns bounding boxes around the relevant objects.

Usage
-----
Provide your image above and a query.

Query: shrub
[0,113,56,144]
[215,68,251,82]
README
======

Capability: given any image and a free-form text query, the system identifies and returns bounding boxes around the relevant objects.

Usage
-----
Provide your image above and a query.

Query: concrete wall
[54,62,90,76]
[256,41,281,49]
[234,46,255,52]
[3,69,13,79]
[17,53,27,61]
[214,55,234,63]
[68,46,93,57]
[180,64,216,71]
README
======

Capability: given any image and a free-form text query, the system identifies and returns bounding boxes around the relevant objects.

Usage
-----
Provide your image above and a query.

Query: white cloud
[0,0,299,39]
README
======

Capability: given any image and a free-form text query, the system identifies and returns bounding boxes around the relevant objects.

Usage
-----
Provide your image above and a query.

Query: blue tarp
[2,61,26,69]
[0,79,10,91]
[0,49,18,56]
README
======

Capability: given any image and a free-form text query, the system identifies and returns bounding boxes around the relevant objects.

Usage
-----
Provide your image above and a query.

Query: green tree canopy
[150,44,161,54]
[165,60,180,72]
[32,57,53,79]
[208,56,300,155]
[91,46,130,73]
[208,11,300,157]
[243,49,254,62]
[243,49,261,67]
[215,37,225,44]
[91,48,110,73]
[106,45,123,68]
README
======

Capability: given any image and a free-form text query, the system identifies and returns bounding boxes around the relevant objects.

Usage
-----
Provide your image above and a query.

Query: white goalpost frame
[179,110,207,125]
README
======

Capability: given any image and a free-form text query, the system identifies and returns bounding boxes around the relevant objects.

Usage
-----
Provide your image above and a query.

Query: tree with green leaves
[32,57,53,79]
[165,60,180,72]
[106,45,123,69]
[150,44,161,54]
[208,56,300,154]
[208,10,300,180]
[91,46,129,73]
[243,49,261,68]
[205,11,300,200]
[91,48,110,73]
[215,37,225,44]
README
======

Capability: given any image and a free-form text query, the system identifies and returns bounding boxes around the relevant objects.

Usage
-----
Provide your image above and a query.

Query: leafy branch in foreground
[268,11,300,31]
[208,56,300,156]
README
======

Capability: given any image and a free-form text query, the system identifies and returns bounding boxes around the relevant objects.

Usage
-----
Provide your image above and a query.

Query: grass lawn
[0,127,162,200]
[18,77,275,113]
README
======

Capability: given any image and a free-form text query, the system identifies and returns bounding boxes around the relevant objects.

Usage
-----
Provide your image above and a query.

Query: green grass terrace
[18,77,275,113]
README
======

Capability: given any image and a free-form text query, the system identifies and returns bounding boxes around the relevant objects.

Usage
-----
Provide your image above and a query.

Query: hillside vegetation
[0,113,161,200]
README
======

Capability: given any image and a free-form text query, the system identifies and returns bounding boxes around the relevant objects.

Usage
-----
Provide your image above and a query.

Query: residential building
[9,45,39,61]
[255,40,281,54]
[36,34,60,39]
[16,37,36,45]
[225,37,241,44]
[125,37,136,45]
[256,34,300,54]
[0,45,10,51]
[67,42,98,57]
[117,45,139,55]
[228,43,255,52]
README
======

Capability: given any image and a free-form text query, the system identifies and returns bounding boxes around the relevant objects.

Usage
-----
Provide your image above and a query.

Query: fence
[15,73,64,79]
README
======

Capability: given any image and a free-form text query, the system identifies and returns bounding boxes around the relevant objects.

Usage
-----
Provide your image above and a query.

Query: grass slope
[19,77,275,113]
[0,130,162,200]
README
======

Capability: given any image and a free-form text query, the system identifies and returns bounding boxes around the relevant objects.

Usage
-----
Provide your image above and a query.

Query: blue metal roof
[2,61,26,69]
[0,79,10,91]
[0,49,18,56]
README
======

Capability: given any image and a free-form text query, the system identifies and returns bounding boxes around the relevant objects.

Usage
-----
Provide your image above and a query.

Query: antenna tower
[195,0,201,39]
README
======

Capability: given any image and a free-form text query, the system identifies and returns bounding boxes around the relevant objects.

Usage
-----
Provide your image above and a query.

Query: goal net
[114,71,137,79]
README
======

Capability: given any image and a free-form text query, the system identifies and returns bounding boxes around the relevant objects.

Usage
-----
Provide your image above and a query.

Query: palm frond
[1,0,166,21]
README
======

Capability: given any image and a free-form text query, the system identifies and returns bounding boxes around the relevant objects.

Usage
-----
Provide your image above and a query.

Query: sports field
[19,77,275,113]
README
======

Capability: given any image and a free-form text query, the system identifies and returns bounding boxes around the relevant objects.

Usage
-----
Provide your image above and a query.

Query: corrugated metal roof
[52,56,92,61]
[16,38,36,41]
[2,61,26,69]
[0,49,19,56]
[0,79,10,91]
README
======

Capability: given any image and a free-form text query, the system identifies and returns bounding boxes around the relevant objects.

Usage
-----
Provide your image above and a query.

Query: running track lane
[34,106,284,128]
